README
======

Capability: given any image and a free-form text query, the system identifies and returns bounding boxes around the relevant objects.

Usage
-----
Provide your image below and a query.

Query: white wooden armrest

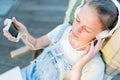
[10,46,34,58]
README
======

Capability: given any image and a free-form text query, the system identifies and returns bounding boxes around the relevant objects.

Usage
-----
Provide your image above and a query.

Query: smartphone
[3,19,20,42]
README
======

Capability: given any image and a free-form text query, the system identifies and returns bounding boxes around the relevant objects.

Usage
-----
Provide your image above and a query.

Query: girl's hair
[86,0,119,30]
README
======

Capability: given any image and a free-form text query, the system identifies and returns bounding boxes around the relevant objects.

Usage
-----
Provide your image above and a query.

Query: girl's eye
[76,18,80,23]
[84,27,91,33]
[85,29,90,33]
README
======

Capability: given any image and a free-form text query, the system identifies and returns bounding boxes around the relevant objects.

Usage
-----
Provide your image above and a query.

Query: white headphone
[110,0,120,35]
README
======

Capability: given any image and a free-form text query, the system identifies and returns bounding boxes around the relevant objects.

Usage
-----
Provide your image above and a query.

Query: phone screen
[8,23,19,38]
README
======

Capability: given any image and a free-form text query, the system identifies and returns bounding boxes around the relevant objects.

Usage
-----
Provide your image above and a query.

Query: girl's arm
[64,38,105,80]
[3,17,51,50]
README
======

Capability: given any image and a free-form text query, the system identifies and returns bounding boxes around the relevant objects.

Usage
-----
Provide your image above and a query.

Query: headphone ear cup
[96,30,110,39]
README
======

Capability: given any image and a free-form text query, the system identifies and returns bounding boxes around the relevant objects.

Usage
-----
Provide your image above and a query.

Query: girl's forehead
[77,4,104,32]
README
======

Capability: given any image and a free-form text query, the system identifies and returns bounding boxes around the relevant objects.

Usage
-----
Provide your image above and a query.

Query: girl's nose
[77,25,84,33]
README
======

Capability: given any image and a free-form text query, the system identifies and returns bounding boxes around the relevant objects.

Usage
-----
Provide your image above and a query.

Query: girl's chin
[69,38,90,50]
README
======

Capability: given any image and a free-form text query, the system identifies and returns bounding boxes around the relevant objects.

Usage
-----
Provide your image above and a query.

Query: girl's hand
[3,17,27,42]
[66,38,105,80]
[74,38,105,69]
[63,38,105,80]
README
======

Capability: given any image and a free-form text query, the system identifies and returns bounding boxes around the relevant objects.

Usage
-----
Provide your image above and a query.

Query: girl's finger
[86,41,95,57]
[12,17,26,33]
[3,31,17,42]
[12,17,21,29]
[84,44,91,55]
[3,30,11,37]
[8,36,17,42]
[94,38,105,53]
[4,18,9,26]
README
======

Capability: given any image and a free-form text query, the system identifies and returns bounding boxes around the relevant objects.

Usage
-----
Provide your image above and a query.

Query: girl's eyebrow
[86,26,95,31]
[77,14,96,31]
[76,14,80,20]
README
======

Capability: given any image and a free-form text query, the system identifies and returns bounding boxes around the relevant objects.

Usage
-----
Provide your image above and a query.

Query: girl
[3,0,119,80]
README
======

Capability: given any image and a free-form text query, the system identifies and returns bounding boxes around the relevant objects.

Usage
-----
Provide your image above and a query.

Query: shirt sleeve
[47,24,63,43]
[81,55,105,80]
[47,23,71,43]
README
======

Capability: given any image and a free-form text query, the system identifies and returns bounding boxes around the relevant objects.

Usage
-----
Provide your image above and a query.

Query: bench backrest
[101,26,120,77]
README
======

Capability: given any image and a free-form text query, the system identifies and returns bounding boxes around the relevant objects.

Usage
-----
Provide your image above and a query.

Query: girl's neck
[68,35,87,51]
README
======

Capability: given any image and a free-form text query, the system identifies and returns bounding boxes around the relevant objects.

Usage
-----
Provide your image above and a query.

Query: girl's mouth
[71,31,79,39]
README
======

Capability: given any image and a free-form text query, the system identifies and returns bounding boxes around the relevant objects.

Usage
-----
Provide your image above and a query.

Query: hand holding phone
[3,19,20,42]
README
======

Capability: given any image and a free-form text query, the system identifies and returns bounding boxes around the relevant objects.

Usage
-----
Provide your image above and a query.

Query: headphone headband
[109,0,120,35]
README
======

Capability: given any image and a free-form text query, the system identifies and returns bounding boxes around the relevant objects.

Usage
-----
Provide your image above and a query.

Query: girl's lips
[71,31,79,39]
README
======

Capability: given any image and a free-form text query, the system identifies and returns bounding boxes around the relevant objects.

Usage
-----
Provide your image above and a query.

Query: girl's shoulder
[47,23,72,43]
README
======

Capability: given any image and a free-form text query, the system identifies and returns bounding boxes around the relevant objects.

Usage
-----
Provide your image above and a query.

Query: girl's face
[70,4,104,48]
